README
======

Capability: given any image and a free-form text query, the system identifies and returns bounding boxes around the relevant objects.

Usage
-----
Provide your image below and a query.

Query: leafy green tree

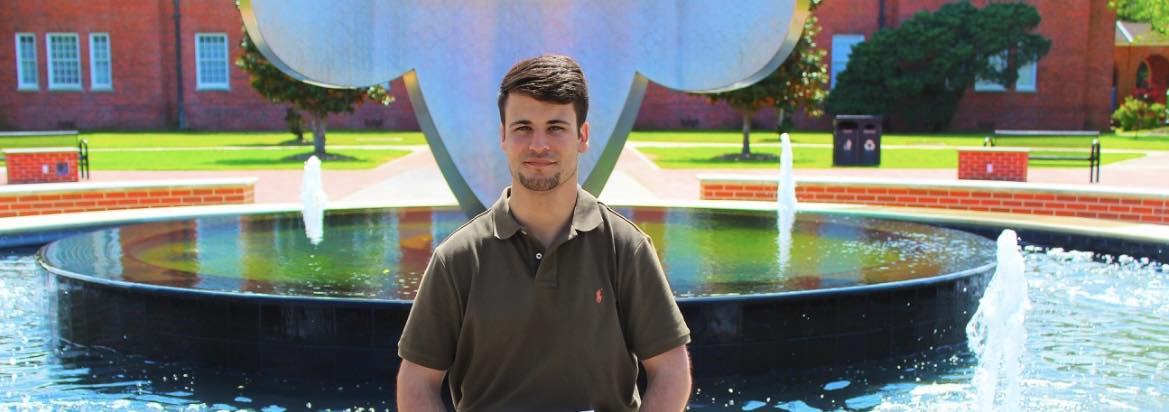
[1111,0,1169,33]
[236,31,393,159]
[695,0,829,159]
[825,2,1051,131]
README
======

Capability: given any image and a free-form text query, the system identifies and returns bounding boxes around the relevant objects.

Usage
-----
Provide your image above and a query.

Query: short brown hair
[497,54,589,128]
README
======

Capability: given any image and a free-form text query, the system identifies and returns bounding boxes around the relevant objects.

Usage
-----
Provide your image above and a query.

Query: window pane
[974,52,1007,91]
[1016,62,1036,92]
[16,34,37,87]
[830,35,864,89]
[197,34,229,88]
[48,34,80,87]
[91,34,112,88]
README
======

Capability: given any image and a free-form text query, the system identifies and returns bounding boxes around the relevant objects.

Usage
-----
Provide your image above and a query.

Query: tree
[695,0,829,160]
[824,2,1051,131]
[1111,0,1169,34]
[236,30,393,159]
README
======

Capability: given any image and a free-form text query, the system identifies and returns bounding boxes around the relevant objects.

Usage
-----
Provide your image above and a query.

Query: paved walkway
[4,145,1166,204]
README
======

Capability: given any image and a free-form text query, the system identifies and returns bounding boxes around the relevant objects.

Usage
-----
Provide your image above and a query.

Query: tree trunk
[740,110,752,159]
[310,114,327,158]
[776,108,787,133]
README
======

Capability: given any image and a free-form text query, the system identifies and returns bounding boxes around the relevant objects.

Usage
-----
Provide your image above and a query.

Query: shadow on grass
[210,152,364,166]
[221,139,313,148]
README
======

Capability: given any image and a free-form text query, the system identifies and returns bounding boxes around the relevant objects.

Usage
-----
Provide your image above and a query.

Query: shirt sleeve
[619,237,691,360]
[397,252,462,370]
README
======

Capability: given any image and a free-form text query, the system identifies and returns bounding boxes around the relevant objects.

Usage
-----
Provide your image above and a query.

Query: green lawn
[0,130,427,150]
[636,146,1146,169]
[87,148,412,170]
[629,130,1169,151]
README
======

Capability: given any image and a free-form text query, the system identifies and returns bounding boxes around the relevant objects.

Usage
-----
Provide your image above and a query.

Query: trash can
[833,115,882,166]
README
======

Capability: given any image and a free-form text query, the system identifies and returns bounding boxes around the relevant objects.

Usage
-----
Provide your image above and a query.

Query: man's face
[500,93,589,192]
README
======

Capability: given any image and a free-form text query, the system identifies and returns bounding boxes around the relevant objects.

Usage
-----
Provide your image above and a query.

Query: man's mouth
[523,159,556,167]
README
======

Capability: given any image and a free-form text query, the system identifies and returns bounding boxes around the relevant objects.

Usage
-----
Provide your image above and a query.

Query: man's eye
[514,126,532,133]
[548,126,565,133]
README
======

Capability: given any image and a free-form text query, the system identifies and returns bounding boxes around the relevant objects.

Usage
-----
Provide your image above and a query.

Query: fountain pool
[2,205,1167,410]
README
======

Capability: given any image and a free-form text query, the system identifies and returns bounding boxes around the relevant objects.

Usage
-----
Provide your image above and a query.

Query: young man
[396,54,691,411]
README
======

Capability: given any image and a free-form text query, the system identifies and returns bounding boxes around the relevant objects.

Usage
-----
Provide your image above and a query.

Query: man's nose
[528,131,551,152]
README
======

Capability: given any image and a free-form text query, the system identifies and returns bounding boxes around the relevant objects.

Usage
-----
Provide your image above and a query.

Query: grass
[629,130,1169,151]
[0,130,427,150]
[636,146,1146,169]
[87,148,411,171]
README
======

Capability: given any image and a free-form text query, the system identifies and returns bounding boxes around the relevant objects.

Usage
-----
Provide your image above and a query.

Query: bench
[984,130,1101,183]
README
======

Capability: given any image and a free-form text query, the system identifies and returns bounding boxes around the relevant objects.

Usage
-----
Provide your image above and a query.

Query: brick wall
[5,149,79,184]
[957,149,1029,182]
[0,1,1116,133]
[0,0,416,131]
[700,176,1169,225]
[0,180,255,218]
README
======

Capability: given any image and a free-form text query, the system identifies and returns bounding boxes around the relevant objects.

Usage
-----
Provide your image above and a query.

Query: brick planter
[958,148,1029,182]
[4,147,79,184]
[699,174,1169,225]
[0,179,257,218]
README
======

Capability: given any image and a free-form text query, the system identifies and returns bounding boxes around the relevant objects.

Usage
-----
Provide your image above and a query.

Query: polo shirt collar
[491,186,604,240]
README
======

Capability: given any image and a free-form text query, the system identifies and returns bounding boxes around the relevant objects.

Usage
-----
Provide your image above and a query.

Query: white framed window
[830,34,865,89]
[976,52,1039,92]
[974,52,1008,92]
[15,33,38,90]
[89,33,112,90]
[1015,61,1037,92]
[195,33,230,90]
[46,33,82,90]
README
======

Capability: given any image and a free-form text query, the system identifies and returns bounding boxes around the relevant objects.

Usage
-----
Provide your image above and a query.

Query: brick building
[1114,21,1169,105]
[2,0,1120,132]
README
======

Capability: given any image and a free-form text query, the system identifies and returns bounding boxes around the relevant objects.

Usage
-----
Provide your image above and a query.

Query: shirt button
[535,253,543,260]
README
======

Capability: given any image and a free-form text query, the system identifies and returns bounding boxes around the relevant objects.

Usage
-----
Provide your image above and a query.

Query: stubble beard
[518,172,561,191]
[516,165,576,192]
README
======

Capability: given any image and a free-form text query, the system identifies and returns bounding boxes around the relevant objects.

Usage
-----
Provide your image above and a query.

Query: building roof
[1116,21,1169,46]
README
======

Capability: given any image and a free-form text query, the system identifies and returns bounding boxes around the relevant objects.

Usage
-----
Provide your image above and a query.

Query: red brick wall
[0,184,254,218]
[0,0,417,131]
[5,150,79,184]
[700,179,1169,225]
[0,1,1115,133]
[957,150,1029,182]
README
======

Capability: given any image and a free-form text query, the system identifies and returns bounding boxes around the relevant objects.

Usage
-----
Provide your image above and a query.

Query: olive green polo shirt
[398,186,690,412]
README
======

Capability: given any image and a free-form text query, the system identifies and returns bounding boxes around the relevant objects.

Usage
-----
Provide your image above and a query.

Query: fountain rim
[30,199,1004,305]
[4,198,1167,245]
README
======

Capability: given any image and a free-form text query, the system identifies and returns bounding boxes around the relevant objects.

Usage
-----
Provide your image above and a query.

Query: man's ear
[578,121,590,153]
[499,123,506,148]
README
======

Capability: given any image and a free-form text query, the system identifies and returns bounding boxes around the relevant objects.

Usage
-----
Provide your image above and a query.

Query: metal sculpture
[240,0,809,213]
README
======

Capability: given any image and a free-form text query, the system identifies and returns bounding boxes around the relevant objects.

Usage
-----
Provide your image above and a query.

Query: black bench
[984,130,1101,183]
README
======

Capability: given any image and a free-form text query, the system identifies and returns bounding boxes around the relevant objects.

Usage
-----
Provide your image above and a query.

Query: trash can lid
[834,114,883,121]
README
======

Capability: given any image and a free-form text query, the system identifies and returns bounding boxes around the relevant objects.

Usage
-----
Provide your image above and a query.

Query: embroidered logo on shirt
[595,288,603,304]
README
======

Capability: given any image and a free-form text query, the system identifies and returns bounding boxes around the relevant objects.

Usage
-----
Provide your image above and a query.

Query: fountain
[777,132,797,271]
[35,207,996,380]
[966,229,1030,411]
[300,156,327,245]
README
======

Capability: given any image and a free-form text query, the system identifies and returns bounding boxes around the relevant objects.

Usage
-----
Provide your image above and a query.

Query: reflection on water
[40,208,994,299]
[7,248,1169,410]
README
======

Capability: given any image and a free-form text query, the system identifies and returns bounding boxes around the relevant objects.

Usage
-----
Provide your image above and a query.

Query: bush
[1112,96,1168,131]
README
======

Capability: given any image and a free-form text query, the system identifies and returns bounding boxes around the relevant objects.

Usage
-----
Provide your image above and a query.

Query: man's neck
[509,181,578,249]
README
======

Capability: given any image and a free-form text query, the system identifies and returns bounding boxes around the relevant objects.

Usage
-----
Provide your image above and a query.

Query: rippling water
[3,246,1169,410]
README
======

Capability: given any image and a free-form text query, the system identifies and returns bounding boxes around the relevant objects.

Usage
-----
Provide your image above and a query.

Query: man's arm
[639,345,691,412]
[396,359,448,412]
